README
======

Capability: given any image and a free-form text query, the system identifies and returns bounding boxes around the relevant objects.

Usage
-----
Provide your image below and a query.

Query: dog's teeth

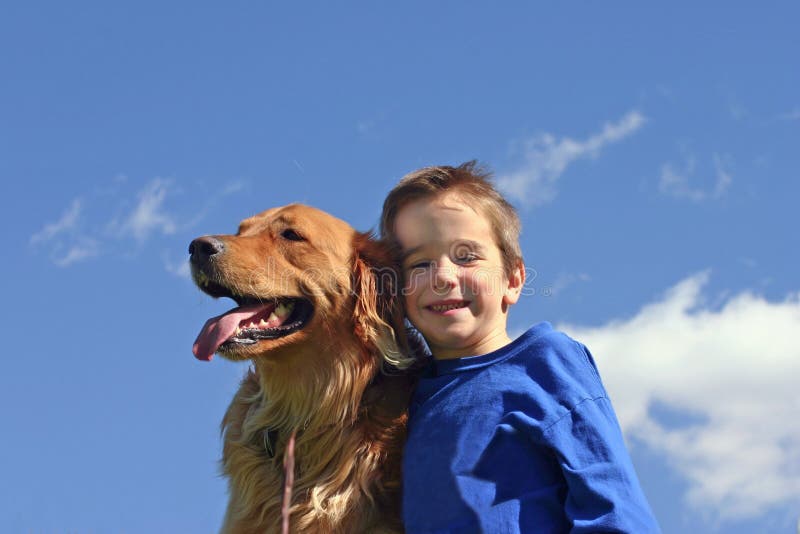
[259,319,268,327]
[235,326,242,335]
[248,322,256,329]
[268,312,279,323]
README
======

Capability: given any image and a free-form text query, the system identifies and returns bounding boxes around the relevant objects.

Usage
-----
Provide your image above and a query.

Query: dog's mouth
[192,278,314,361]
[224,298,312,342]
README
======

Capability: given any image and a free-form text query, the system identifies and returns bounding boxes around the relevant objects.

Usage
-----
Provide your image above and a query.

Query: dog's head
[189,204,411,369]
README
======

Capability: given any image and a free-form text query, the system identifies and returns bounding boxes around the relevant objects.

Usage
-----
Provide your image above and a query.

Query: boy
[380,162,660,533]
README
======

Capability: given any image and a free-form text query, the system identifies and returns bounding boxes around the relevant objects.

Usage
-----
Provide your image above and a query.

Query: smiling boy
[381,162,659,533]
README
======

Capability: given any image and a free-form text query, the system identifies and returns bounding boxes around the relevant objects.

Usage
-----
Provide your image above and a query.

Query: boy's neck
[431,331,514,360]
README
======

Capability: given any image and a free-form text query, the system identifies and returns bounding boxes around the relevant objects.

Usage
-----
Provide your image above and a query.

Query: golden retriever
[189,204,419,533]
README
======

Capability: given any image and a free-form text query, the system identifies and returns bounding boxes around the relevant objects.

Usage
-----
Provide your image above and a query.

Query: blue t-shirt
[402,322,660,533]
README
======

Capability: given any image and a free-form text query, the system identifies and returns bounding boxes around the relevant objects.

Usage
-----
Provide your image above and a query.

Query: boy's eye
[454,252,479,264]
[452,243,479,264]
[407,260,432,270]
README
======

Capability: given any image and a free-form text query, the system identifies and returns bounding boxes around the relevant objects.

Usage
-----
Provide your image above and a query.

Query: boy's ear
[502,259,525,307]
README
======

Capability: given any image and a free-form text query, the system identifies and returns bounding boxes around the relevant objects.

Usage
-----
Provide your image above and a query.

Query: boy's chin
[424,332,476,358]
[425,324,512,359]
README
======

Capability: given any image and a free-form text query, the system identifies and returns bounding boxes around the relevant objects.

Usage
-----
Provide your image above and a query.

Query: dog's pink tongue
[192,304,267,361]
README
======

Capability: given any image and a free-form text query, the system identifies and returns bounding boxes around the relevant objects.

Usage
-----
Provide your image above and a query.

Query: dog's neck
[246,338,381,436]
[221,340,409,532]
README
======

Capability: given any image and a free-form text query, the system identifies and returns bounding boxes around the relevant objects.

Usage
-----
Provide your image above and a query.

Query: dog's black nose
[189,236,225,263]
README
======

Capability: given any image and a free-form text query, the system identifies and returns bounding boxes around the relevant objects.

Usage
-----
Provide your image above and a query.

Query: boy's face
[394,192,523,359]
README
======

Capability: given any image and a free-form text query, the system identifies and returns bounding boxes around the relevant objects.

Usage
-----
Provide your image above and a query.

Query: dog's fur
[190,204,419,533]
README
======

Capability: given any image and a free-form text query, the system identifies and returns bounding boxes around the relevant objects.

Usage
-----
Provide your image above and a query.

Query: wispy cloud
[547,271,591,297]
[356,111,387,136]
[115,178,177,241]
[357,119,375,135]
[222,180,247,196]
[712,153,732,195]
[30,198,82,245]
[778,108,800,121]
[726,95,747,121]
[54,238,100,267]
[30,176,250,270]
[163,253,191,279]
[32,177,195,268]
[659,153,731,202]
[497,111,646,206]
[737,257,757,269]
[29,199,101,267]
[561,272,800,522]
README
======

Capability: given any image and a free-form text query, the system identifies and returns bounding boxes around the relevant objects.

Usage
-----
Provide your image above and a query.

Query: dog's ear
[351,233,412,368]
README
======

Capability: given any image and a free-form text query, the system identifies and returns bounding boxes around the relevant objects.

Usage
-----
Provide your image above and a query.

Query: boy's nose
[432,264,459,291]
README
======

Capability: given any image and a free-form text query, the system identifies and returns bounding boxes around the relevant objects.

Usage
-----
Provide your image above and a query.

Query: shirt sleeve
[542,396,661,533]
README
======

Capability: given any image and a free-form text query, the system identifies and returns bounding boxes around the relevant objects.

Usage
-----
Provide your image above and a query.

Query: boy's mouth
[426,300,471,313]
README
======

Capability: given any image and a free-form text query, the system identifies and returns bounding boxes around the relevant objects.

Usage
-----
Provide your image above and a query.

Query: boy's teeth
[431,302,466,312]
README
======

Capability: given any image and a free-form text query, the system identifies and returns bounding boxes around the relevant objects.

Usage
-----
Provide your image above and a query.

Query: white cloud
[222,180,247,196]
[497,111,646,206]
[357,119,374,134]
[356,111,387,136]
[31,176,203,267]
[778,109,800,121]
[727,97,747,121]
[548,271,591,297]
[738,257,758,269]
[164,254,191,278]
[560,272,800,522]
[659,153,731,202]
[117,178,177,241]
[29,199,101,267]
[659,159,705,202]
[30,198,82,245]
[711,153,732,197]
[54,238,100,267]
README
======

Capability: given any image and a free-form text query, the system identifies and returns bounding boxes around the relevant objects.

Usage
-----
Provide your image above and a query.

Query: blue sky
[2,2,798,532]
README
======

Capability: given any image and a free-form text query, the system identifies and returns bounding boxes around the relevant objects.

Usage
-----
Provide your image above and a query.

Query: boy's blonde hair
[380,161,523,277]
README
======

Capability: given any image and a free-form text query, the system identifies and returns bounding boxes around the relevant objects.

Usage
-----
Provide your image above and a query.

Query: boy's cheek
[402,304,426,332]
[402,291,419,317]
[403,271,428,297]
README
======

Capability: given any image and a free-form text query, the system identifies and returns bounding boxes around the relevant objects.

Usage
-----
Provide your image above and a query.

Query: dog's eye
[281,228,305,241]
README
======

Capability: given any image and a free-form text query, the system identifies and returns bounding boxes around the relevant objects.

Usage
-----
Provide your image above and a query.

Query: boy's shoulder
[506,322,606,403]
[510,322,590,366]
